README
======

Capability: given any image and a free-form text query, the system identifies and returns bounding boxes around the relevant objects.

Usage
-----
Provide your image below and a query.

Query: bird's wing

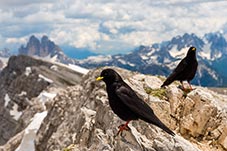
[116,83,175,136]
[116,84,154,120]
[173,58,188,73]
[162,58,187,86]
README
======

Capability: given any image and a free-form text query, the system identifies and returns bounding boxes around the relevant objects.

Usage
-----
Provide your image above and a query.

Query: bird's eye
[103,72,108,77]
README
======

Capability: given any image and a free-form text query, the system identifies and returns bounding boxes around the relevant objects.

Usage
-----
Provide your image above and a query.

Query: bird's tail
[161,80,171,88]
[161,73,176,88]
[147,115,175,136]
[158,122,175,136]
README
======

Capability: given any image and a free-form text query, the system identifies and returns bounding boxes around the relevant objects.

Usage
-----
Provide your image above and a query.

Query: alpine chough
[161,46,198,90]
[96,69,175,136]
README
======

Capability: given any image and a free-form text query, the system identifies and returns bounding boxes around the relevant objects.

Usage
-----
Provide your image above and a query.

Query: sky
[0,0,227,54]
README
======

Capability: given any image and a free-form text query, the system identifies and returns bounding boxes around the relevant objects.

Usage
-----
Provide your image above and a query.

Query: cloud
[6,37,27,44]
[0,0,227,54]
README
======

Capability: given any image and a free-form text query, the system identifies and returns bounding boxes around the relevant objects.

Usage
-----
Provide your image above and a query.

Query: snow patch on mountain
[0,57,9,69]
[18,91,27,97]
[68,64,89,74]
[4,94,10,107]
[10,103,22,120]
[38,74,53,83]
[25,67,32,76]
[15,111,47,151]
[37,91,57,109]
[169,46,188,59]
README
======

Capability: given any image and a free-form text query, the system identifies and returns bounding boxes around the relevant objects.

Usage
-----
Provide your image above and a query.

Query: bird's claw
[115,124,131,137]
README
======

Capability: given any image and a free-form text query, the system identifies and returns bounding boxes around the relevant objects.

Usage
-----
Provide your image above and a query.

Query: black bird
[161,47,198,90]
[96,69,175,136]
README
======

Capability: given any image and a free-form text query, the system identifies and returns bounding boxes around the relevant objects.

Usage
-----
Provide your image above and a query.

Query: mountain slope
[0,55,85,146]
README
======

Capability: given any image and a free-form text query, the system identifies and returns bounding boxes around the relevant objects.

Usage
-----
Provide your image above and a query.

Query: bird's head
[186,46,197,58]
[96,68,123,84]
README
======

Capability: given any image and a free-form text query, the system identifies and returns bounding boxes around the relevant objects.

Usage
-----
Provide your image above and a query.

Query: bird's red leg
[181,81,185,90]
[116,120,131,136]
[188,82,193,91]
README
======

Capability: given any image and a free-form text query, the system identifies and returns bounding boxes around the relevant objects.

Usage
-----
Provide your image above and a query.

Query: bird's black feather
[161,47,198,88]
[98,68,175,136]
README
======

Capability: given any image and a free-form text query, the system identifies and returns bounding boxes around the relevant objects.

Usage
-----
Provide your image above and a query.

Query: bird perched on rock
[161,46,198,90]
[96,68,175,136]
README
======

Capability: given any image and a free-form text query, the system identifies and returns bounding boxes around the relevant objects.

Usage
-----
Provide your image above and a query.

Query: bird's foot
[115,123,131,137]
[179,85,195,93]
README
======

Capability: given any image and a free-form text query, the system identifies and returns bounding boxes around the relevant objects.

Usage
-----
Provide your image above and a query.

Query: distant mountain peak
[19,35,61,57]
[0,48,12,58]
[18,35,78,65]
[79,32,227,87]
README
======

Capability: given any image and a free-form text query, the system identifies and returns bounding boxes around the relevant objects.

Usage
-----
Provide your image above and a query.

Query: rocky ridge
[33,67,227,151]
[0,55,84,148]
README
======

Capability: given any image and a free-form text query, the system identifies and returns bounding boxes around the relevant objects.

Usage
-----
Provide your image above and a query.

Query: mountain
[16,33,227,87]
[1,66,227,151]
[79,32,227,87]
[0,48,12,58]
[0,48,12,70]
[0,55,86,147]
[18,35,78,65]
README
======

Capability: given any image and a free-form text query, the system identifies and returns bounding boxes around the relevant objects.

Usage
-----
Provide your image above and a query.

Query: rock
[167,85,227,150]
[1,66,227,151]
[35,67,204,151]
[0,55,84,145]
[18,35,78,64]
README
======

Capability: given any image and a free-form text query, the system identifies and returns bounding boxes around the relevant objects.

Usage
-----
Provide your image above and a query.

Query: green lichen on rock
[144,87,167,100]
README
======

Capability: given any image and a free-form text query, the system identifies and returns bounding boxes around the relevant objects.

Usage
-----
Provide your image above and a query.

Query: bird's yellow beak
[192,47,196,51]
[96,76,104,81]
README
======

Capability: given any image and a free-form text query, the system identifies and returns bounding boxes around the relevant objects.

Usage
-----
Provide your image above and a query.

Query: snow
[198,64,218,81]
[37,91,57,109]
[50,65,58,71]
[200,42,222,60]
[0,57,9,69]
[38,74,53,83]
[146,55,158,64]
[147,48,155,56]
[199,43,212,60]
[68,64,89,74]
[25,67,32,76]
[4,93,10,107]
[10,103,22,120]
[15,111,48,151]
[163,57,171,63]
[128,62,135,67]
[169,46,188,58]
[18,91,27,96]
[140,55,149,60]
[118,59,126,65]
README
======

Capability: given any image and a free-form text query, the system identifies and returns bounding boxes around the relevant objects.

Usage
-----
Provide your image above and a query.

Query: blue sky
[0,0,227,54]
